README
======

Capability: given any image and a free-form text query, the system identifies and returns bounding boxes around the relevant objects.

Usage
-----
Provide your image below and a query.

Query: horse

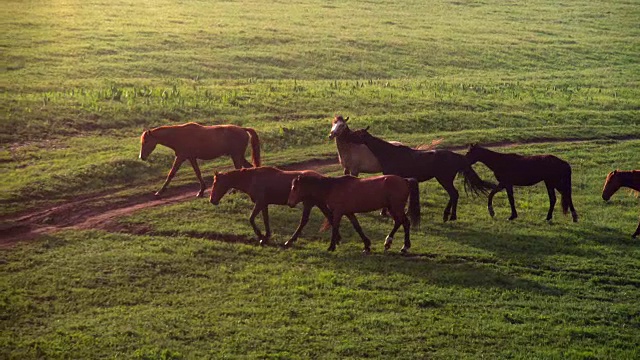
[139,122,261,197]
[343,127,494,222]
[329,115,440,176]
[465,144,578,222]
[209,167,335,246]
[287,174,420,254]
[602,170,640,238]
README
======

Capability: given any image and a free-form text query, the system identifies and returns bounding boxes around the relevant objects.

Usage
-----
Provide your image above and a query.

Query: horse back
[493,154,571,185]
[172,124,250,159]
[326,175,409,214]
[251,167,322,205]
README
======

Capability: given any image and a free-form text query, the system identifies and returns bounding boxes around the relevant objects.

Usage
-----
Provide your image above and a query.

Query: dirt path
[0,157,341,248]
[1,136,636,248]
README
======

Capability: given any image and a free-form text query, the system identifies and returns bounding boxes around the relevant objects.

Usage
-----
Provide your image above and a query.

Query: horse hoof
[196,192,204,198]
[362,248,371,255]
[154,192,162,197]
[327,246,336,252]
[400,247,409,254]
[488,209,495,217]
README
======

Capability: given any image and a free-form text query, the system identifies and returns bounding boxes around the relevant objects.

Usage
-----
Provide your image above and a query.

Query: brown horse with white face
[602,170,640,238]
[329,116,402,176]
[139,122,261,197]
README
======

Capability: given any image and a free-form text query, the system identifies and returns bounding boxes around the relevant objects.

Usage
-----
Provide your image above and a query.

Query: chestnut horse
[602,170,640,238]
[139,122,260,197]
[287,174,420,254]
[210,167,334,246]
[465,144,578,222]
[344,128,494,222]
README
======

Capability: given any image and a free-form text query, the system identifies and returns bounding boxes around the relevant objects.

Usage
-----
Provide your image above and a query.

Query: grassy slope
[2,0,640,358]
[2,140,639,359]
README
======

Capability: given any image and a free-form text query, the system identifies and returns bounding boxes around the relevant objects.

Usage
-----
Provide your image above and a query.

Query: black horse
[344,128,494,221]
[465,144,578,222]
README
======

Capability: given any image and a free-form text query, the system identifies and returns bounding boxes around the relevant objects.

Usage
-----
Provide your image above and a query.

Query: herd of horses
[139,118,640,251]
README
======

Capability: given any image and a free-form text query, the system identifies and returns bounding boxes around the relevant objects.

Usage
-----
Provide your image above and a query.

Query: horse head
[139,129,158,161]
[344,126,371,144]
[329,115,349,140]
[287,175,304,207]
[464,143,482,164]
[210,171,230,205]
[602,170,621,201]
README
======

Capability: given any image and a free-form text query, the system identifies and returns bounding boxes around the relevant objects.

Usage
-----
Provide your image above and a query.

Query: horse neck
[474,148,504,169]
[304,177,333,200]
[226,170,254,194]
[335,128,356,155]
[150,126,180,150]
[621,171,640,192]
[362,134,397,158]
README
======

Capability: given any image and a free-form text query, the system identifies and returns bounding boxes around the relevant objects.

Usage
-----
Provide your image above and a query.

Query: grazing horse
[139,122,261,197]
[602,170,640,238]
[465,144,578,222]
[209,167,334,246]
[287,174,420,254]
[344,128,494,222]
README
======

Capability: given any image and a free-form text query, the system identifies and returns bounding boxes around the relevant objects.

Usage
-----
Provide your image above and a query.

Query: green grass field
[1,0,639,358]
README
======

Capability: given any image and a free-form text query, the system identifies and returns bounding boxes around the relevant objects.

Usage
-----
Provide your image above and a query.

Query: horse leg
[328,214,342,252]
[437,177,459,222]
[155,156,186,196]
[260,205,271,245]
[401,214,411,254]
[505,185,518,220]
[315,202,341,245]
[188,158,207,198]
[232,154,252,169]
[248,203,265,242]
[384,219,402,252]
[545,180,557,221]
[345,214,371,254]
[285,202,312,247]
[488,183,505,217]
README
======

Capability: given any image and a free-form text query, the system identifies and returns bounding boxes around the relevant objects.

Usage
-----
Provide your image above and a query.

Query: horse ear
[613,170,618,174]
[364,125,370,131]
[214,171,219,176]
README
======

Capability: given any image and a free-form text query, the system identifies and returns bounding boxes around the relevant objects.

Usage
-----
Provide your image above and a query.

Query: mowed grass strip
[2,140,639,358]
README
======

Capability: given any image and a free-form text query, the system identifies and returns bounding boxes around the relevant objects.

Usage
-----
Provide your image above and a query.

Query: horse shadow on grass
[439,219,634,266]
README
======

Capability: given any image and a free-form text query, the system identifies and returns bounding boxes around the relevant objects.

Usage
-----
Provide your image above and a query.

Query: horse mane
[414,138,444,151]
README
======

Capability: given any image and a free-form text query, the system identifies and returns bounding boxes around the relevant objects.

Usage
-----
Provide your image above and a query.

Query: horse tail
[560,165,573,215]
[320,218,331,232]
[461,163,495,196]
[407,178,421,228]
[243,127,261,167]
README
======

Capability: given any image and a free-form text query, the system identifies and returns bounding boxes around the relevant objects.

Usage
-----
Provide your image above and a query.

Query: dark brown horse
[465,144,578,222]
[343,128,494,222]
[210,167,334,246]
[602,170,640,238]
[287,174,420,253]
[140,122,261,197]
